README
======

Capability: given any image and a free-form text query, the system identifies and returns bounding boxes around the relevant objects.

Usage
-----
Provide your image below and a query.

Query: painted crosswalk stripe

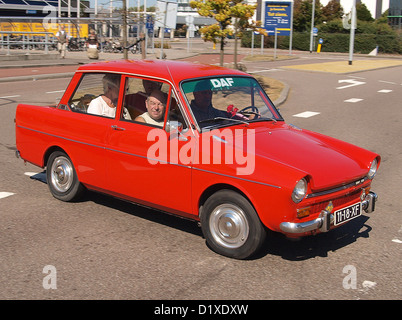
[344,98,363,103]
[0,192,15,199]
[377,89,392,93]
[293,111,320,118]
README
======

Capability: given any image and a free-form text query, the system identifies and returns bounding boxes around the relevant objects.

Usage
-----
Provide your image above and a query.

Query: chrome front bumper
[280,191,378,234]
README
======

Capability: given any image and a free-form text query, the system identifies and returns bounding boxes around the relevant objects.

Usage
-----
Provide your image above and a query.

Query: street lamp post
[309,0,315,53]
[348,0,357,65]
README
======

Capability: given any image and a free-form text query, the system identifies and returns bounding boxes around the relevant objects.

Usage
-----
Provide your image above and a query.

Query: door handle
[111,125,125,131]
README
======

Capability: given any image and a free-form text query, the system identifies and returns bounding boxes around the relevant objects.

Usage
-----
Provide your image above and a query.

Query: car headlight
[292,178,307,203]
[368,158,378,180]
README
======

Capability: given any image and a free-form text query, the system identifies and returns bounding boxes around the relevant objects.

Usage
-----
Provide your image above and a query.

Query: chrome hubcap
[50,156,73,193]
[209,204,249,249]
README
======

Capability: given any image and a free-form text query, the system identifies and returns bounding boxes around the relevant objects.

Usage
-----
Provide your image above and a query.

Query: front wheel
[46,151,84,202]
[201,190,266,259]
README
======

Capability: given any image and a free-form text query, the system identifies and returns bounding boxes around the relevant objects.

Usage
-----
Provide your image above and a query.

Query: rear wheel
[46,151,84,201]
[201,190,266,259]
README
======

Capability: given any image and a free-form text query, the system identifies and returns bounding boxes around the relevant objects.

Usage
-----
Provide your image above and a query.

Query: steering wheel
[239,106,261,119]
[239,106,259,113]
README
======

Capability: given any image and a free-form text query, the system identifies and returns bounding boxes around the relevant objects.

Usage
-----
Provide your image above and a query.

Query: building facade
[0,0,93,18]
[388,0,401,29]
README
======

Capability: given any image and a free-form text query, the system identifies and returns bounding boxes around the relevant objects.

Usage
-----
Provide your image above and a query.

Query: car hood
[250,123,376,190]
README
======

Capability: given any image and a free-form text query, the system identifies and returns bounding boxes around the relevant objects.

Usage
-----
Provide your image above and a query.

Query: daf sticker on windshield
[210,78,234,89]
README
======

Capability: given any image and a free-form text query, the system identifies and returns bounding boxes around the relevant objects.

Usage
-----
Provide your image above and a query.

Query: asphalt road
[0,55,401,301]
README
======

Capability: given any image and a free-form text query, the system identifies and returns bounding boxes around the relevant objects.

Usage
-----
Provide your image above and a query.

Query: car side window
[121,77,169,127]
[121,77,188,131]
[69,73,122,119]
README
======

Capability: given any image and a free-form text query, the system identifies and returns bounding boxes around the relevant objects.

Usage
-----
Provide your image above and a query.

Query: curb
[0,72,75,83]
[273,81,290,108]
[0,61,81,69]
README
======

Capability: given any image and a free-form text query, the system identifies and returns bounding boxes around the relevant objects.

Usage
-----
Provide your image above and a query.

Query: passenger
[87,74,131,120]
[135,90,167,126]
[126,79,163,119]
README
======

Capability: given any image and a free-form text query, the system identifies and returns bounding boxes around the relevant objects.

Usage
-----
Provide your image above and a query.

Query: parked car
[15,60,380,259]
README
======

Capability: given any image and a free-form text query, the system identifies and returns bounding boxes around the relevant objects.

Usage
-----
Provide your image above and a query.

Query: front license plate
[334,202,362,226]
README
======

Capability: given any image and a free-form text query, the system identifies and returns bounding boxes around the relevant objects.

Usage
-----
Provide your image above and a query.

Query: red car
[15,60,380,259]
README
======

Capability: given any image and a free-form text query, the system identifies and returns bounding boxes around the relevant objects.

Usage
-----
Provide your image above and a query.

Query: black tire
[200,190,266,259]
[46,151,84,202]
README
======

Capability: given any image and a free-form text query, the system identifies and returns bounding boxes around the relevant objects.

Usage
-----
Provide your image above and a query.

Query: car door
[65,72,121,191]
[106,76,195,218]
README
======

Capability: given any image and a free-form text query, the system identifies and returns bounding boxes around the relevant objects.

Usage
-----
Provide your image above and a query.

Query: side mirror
[57,104,71,111]
[166,120,183,133]
[166,121,187,141]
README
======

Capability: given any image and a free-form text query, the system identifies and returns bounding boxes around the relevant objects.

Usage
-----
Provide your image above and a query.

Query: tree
[293,0,323,32]
[356,3,374,22]
[322,0,343,22]
[190,0,265,67]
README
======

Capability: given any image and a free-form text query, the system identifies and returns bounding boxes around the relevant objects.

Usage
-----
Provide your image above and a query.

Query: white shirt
[87,96,131,120]
[138,112,164,127]
[87,96,116,118]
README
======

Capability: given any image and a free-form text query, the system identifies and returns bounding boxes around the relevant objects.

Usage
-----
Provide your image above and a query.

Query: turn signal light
[297,207,311,218]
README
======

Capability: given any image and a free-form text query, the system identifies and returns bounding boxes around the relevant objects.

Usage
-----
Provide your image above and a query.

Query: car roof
[77,59,249,84]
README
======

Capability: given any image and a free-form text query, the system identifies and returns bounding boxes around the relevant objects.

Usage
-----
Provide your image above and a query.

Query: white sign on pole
[155,1,178,30]
[186,15,195,38]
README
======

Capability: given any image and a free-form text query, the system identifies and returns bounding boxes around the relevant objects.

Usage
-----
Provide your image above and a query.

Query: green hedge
[241,31,402,54]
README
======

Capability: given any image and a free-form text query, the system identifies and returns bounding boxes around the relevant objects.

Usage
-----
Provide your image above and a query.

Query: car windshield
[181,76,283,130]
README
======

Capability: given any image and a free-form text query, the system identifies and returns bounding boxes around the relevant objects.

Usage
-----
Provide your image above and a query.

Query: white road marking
[344,98,363,103]
[0,192,15,199]
[24,172,40,177]
[0,95,21,99]
[392,239,402,244]
[249,69,282,74]
[336,79,366,90]
[378,80,396,85]
[377,89,392,93]
[46,90,65,94]
[293,111,320,118]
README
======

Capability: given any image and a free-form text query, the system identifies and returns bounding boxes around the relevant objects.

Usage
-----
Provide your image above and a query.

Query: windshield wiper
[199,117,249,126]
[249,116,277,123]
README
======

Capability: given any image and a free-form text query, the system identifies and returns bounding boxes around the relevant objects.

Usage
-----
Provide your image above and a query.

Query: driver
[190,80,228,122]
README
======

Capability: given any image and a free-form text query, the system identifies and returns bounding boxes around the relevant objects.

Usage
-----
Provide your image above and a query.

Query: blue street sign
[146,15,154,30]
[263,1,292,36]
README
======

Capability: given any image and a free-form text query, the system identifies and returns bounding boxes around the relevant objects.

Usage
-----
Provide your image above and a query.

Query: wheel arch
[43,146,68,167]
[198,183,255,220]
